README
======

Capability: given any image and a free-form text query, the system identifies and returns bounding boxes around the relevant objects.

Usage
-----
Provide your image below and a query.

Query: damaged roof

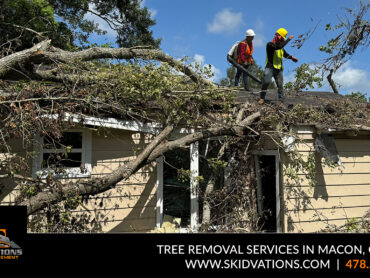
[234,89,370,132]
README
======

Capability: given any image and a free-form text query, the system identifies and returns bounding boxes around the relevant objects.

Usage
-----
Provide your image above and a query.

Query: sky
[89,0,369,97]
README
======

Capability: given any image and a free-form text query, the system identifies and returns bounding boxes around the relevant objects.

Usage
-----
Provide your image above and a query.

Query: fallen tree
[0,40,214,86]
[0,38,263,220]
[1,31,370,233]
[19,111,261,216]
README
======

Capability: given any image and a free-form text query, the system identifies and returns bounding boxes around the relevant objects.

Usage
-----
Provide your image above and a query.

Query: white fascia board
[41,113,162,134]
[291,126,315,134]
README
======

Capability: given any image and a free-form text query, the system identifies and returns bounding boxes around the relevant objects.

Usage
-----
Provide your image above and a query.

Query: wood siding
[0,129,157,233]
[282,137,370,232]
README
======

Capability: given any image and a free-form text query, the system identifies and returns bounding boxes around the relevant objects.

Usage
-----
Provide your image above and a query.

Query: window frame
[32,129,92,179]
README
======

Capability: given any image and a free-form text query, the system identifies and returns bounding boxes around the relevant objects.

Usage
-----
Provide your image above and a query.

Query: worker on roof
[258,28,298,105]
[234,29,255,91]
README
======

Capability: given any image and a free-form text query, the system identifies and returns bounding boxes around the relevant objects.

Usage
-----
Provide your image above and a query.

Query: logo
[0,229,23,260]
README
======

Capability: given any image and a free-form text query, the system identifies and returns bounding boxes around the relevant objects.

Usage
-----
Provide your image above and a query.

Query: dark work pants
[260,67,284,101]
[235,65,250,89]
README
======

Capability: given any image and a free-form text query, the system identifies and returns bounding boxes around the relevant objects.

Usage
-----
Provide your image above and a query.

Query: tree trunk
[327,70,339,94]
[0,40,51,78]
[20,125,174,215]
[19,111,261,216]
[201,175,216,228]
[0,41,214,87]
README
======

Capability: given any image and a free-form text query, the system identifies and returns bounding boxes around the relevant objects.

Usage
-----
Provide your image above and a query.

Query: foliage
[284,63,323,91]
[318,1,369,93]
[48,0,161,48]
[199,138,260,232]
[219,65,236,87]
[346,91,368,103]
[0,0,160,56]
[0,56,234,231]
[320,213,370,233]
[0,0,74,54]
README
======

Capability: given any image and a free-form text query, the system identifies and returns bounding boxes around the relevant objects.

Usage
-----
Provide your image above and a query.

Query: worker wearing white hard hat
[234,29,255,91]
[245,29,256,37]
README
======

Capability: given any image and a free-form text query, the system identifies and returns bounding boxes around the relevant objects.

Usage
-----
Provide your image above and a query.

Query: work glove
[291,56,298,62]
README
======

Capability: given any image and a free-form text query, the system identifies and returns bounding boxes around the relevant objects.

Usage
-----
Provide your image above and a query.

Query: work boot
[258,99,265,105]
[244,86,252,92]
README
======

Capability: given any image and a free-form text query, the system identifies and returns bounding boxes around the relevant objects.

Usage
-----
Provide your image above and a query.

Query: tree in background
[318,1,369,94]
[48,0,161,48]
[289,1,368,95]
[0,0,74,54]
[219,65,236,87]
[284,63,323,91]
[0,0,160,57]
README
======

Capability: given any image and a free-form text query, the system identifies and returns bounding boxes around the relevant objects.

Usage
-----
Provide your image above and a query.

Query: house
[239,90,370,232]
[1,89,369,233]
[0,114,163,232]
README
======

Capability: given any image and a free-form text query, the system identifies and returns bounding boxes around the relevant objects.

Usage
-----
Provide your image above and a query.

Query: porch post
[190,141,199,231]
[156,156,164,228]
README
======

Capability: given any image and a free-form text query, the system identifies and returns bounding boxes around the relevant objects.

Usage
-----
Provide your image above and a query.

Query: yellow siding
[283,138,370,232]
[0,138,32,205]
[0,130,157,233]
[77,130,157,232]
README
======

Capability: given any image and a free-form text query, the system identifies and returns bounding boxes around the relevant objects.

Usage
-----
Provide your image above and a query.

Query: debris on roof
[232,89,370,132]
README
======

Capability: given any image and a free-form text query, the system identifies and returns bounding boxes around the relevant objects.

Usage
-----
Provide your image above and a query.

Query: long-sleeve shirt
[265,38,292,69]
[237,40,253,64]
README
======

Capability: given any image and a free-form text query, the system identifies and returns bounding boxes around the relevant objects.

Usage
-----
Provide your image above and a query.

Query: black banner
[1,206,369,273]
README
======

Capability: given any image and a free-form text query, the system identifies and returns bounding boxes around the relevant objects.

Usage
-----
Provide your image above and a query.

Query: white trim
[254,150,281,232]
[40,112,162,134]
[32,129,92,179]
[292,126,315,134]
[190,141,199,232]
[156,156,164,228]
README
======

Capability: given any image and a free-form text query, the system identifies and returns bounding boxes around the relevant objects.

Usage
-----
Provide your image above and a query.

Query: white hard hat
[246,29,255,37]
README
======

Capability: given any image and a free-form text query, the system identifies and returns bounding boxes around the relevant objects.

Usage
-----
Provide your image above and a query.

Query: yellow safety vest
[266,48,284,70]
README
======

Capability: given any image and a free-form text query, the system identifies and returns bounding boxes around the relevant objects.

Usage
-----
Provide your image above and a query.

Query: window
[157,141,200,232]
[33,129,92,178]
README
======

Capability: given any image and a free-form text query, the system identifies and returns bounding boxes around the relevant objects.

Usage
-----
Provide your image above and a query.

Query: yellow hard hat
[276,28,288,39]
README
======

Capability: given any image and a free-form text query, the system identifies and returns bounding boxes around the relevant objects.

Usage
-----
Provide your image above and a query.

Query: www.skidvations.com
[185,258,331,270]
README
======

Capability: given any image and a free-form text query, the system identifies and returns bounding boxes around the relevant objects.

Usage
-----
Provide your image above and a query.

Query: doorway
[255,151,280,232]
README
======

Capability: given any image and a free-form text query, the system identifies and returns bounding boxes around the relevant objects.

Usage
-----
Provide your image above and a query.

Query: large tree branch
[19,111,261,216]
[147,111,261,162]
[20,125,175,215]
[0,41,214,87]
[0,40,51,78]
[42,46,214,86]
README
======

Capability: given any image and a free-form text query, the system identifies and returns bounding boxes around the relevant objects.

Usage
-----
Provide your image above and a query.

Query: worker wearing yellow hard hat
[258,28,298,105]
[276,28,288,40]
